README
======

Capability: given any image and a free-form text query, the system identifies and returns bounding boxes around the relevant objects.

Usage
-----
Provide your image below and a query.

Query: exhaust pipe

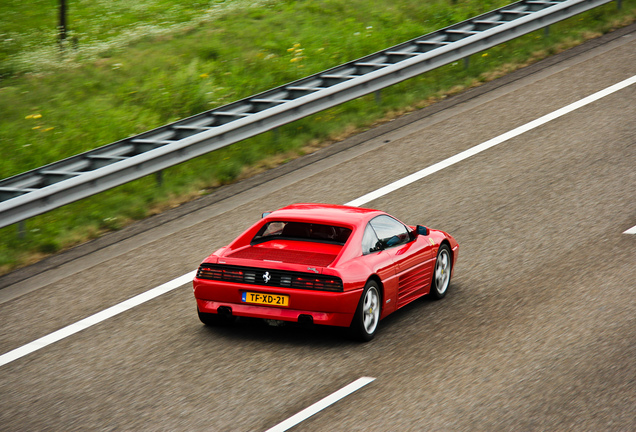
[298,314,314,325]
[217,306,233,317]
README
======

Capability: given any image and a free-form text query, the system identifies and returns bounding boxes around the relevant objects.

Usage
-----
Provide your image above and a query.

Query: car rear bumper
[196,299,355,327]
[194,279,363,327]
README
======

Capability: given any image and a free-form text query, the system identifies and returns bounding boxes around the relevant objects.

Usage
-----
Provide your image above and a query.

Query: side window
[261,222,285,237]
[369,215,410,249]
[362,224,382,255]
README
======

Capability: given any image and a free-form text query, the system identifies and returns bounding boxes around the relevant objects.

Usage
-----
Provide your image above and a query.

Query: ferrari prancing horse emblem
[263,272,271,283]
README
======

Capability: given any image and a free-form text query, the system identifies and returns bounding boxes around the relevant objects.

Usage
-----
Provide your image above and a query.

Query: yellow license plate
[242,291,289,307]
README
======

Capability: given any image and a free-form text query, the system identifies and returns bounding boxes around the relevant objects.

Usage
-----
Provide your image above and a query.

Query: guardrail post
[155,170,164,187]
[375,90,382,104]
[617,0,622,9]
[18,221,26,240]
[463,55,470,69]
[544,25,550,38]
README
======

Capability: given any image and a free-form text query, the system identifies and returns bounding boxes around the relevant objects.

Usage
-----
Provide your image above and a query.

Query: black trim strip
[196,263,343,292]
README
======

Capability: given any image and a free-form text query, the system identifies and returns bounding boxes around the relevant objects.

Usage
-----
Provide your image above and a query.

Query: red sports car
[193,203,458,341]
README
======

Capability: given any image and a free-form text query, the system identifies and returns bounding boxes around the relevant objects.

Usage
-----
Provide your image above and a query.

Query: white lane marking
[264,377,376,432]
[346,75,636,207]
[0,271,196,368]
[1,75,635,368]
[625,225,636,235]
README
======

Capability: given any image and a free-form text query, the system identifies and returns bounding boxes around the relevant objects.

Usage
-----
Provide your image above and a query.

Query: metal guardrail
[0,0,615,229]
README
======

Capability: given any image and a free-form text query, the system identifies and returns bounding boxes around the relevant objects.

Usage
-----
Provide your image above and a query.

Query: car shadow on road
[196,315,356,348]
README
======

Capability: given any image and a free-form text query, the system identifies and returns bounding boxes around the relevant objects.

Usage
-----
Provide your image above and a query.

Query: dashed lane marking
[264,377,376,432]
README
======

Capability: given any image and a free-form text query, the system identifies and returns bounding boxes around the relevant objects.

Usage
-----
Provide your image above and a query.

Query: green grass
[0,0,275,75]
[1,0,635,274]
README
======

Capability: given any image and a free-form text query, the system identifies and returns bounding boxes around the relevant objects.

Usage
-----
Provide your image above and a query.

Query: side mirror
[261,211,272,218]
[416,225,429,236]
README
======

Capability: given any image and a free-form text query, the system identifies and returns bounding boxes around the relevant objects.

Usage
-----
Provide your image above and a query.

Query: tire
[349,280,381,342]
[430,244,452,300]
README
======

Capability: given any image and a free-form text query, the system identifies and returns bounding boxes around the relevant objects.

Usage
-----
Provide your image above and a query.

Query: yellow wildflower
[200,73,209,78]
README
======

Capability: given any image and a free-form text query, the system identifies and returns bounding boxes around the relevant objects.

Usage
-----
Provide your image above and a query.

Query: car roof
[265,203,384,227]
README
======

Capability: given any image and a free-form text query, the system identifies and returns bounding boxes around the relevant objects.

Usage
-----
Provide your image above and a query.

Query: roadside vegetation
[1,0,635,274]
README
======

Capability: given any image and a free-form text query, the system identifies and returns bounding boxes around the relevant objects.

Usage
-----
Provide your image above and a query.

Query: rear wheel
[349,280,381,342]
[430,244,452,300]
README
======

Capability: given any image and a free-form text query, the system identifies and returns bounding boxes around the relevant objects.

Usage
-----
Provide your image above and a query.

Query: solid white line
[264,377,376,432]
[624,225,636,235]
[0,270,197,368]
[346,74,636,207]
[2,75,635,368]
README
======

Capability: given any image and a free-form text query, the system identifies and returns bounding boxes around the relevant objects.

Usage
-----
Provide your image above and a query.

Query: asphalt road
[1,25,635,431]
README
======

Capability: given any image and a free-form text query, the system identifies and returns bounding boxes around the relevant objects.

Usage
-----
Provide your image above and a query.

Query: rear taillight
[291,276,342,292]
[197,267,243,282]
[197,264,343,292]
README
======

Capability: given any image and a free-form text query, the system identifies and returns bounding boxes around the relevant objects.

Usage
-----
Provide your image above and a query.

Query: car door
[368,215,435,308]
[361,222,399,316]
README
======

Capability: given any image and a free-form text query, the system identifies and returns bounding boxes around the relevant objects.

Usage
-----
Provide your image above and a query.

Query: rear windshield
[252,221,352,245]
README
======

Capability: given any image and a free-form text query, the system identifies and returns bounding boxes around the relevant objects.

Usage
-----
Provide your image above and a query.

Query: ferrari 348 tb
[193,203,458,341]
